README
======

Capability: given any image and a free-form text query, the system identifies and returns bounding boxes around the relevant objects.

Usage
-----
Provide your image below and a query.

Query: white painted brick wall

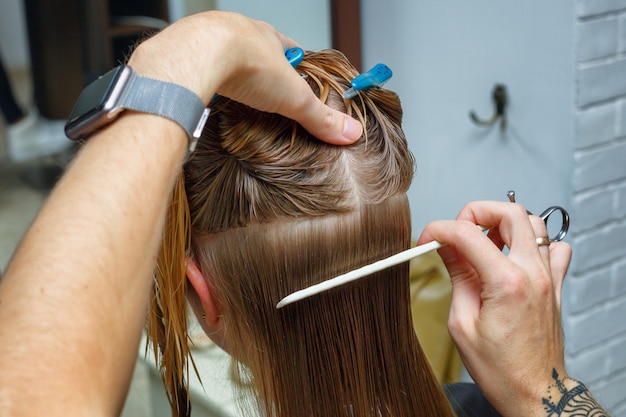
[608,333,626,371]
[571,223,626,270]
[592,372,626,415]
[578,17,619,61]
[568,340,613,382]
[619,99,626,136]
[568,296,626,349]
[568,267,612,313]
[572,188,613,231]
[614,183,626,218]
[577,0,626,17]
[570,2,626,414]
[578,58,626,106]
[576,102,617,148]
[573,142,626,191]
[614,259,626,296]
[621,15,626,53]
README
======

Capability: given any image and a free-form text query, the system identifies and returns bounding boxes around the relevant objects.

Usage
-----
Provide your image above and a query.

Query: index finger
[418,218,506,286]
[456,201,543,260]
[419,201,541,284]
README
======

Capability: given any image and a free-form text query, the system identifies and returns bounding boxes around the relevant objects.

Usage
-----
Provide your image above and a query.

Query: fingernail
[343,117,363,142]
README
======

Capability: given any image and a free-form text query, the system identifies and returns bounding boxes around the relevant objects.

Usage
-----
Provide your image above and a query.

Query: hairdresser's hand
[417,201,573,417]
[128,11,362,145]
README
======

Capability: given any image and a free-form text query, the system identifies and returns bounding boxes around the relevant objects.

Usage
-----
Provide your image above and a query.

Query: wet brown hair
[148,49,456,417]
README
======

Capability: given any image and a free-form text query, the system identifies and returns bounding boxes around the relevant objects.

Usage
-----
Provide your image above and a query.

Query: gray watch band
[119,68,211,154]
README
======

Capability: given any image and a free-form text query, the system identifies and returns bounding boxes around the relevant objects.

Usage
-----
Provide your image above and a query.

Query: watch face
[65,65,132,140]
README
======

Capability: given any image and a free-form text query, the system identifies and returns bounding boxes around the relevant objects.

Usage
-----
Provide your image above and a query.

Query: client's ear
[186,257,222,327]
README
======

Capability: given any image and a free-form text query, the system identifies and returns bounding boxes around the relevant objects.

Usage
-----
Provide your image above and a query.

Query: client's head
[149,49,455,417]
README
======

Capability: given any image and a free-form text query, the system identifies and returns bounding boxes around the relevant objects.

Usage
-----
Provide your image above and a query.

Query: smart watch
[64,65,210,154]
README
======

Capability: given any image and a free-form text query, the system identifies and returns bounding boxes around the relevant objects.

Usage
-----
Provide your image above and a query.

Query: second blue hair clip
[343,63,393,99]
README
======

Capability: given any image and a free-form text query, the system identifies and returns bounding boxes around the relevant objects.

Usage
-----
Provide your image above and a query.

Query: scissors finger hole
[540,206,570,242]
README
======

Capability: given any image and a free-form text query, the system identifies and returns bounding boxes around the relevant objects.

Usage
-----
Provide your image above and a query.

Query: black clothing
[0,50,25,124]
[444,383,502,417]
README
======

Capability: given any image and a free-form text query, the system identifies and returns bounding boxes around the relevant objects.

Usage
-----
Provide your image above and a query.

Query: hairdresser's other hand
[127,11,362,145]
[417,201,572,417]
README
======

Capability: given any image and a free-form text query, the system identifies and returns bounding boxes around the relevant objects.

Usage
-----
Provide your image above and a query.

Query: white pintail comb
[275,238,444,309]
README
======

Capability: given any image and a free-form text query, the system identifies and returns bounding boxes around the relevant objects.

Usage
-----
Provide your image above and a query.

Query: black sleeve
[443,382,502,417]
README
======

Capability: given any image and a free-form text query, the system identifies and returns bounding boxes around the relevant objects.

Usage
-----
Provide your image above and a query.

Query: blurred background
[1,1,625,416]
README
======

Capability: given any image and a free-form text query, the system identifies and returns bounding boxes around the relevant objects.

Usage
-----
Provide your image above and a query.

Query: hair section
[150,49,455,417]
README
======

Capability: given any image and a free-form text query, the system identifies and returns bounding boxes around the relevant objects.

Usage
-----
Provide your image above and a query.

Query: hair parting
[148,49,456,417]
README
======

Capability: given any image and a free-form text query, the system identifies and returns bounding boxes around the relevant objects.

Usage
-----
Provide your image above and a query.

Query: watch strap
[119,69,211,153]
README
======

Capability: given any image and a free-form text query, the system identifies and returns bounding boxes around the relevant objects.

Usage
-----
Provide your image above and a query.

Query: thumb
[279,78,363,145]
[296,99,363,145]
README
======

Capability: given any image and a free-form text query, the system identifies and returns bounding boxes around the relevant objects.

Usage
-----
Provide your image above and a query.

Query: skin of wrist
[539,369,608,417]
[89,112,189,163]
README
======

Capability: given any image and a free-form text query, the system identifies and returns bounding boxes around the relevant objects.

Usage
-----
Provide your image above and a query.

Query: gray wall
[0,1,30,69]
[214,0,331,51]
[362,1,574,235]
[361,1,626,415]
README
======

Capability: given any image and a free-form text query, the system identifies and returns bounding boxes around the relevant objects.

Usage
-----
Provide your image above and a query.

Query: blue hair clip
[342,63,393,99]
[285,47,305,68]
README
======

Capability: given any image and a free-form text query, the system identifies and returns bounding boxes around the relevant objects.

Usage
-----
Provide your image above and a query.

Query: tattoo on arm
[542,369,610,417]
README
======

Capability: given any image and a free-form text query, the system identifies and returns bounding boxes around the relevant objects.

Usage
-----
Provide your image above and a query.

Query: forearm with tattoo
[542,369,610,417]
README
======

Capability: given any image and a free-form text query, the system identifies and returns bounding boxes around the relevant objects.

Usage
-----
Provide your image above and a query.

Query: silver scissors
[506,190,570,242]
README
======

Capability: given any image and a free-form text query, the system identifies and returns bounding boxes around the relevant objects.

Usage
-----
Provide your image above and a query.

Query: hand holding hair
[0,11,360,416]
[127,11,363,145]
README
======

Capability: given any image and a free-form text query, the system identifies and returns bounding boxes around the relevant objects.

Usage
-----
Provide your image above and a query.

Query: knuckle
[502,269,531,299]
[455,219,481,237]
[536,275,552,298]
[505,267,553,301]
[321,107,336,131]
[447,314,465,339]
[510,202,530,218]
[460,201,478,214]
[529,215,548,236]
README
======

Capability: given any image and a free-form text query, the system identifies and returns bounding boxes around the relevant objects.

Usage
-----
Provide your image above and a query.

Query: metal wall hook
[470,83,508,130]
